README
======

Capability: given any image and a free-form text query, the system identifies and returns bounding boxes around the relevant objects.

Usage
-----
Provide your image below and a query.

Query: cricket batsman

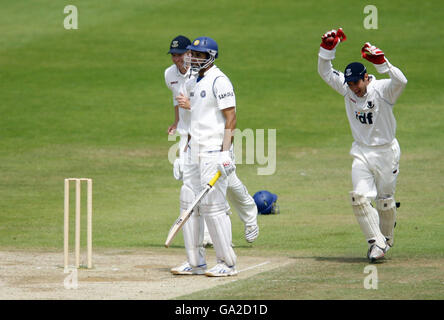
[164,36,258,276]
[174,36,240,276]
[317,28,408,262]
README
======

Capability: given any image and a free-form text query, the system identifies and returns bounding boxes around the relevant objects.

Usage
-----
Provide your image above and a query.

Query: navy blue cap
[344,62,367,83]
[168,35,191,54]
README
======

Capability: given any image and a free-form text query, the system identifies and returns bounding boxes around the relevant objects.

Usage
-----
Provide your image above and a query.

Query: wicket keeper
[318,28,408,262]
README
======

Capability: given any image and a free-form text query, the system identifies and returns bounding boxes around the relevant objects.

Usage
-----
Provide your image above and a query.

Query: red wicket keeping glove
[361,42,386,64]
[320,28,347,50]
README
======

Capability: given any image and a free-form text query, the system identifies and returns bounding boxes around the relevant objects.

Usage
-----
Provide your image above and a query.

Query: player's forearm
[376,61,408,103]
[387,63,408,86]
[318,55,346,95]
[174,105,179,124]
[317,56,334,80]
[222,109,236,151]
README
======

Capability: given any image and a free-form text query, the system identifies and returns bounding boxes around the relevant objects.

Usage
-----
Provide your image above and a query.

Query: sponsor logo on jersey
[218,92,234,100]
[170,81,178,85]
[355,111,373,124]
[200,90,206,98]
[349,97,357,104]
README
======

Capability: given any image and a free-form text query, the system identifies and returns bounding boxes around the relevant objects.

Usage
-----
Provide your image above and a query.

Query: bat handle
[208,171,222,187]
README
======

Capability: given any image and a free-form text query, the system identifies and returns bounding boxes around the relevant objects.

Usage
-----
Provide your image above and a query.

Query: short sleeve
[164,68,172,90]
[213,76,236,110]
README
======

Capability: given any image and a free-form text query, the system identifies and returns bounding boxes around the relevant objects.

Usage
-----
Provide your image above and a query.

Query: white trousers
[350,139,401,200]
[350,139,401,248]
[182,149,236,267]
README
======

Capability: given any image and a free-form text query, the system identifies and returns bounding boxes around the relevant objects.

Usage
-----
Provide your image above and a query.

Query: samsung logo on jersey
[355,111,373,124]
[218,92,234,100]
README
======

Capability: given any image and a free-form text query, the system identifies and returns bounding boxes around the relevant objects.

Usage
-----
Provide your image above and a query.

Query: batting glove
[361,42,386,64]
[217,151,236,177]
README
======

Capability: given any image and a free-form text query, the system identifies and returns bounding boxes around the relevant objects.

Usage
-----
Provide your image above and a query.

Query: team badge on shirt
[200,90,206,98]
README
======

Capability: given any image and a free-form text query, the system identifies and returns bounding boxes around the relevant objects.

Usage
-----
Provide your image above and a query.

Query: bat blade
[164,186,210,248]
[164,171,222,248]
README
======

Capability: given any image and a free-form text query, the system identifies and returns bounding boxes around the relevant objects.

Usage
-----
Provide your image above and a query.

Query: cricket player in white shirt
[174,36,241,276]
[164,36,258,276]
[164,35,192,156]
[317,28,407,262]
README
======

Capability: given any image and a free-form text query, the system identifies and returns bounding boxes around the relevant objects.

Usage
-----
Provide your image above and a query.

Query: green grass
[1,0,443,299]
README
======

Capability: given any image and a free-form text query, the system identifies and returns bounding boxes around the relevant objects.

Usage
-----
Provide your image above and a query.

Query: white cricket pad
[376,197,397,247]
[180,185,206,268]
[350,192,386,249]
[204,211,236,267]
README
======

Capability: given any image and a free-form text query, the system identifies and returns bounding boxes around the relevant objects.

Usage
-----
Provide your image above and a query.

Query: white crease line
[239,261,270,273]
[209,261,271,281]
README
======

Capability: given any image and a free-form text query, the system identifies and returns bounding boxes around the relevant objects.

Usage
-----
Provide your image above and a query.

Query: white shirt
[164,64,193,136]
[318,53,407,146]
[184,65,236,152]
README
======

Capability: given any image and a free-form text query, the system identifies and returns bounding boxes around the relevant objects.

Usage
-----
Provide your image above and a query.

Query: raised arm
[361,43,408,104]
[317,28,348,96]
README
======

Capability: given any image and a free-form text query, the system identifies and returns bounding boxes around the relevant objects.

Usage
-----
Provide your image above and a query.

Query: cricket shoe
[367,244,386,263]
[171,261,207,275]
[245,224,259,243]
[384,237,393,253]
[205,263,238,277]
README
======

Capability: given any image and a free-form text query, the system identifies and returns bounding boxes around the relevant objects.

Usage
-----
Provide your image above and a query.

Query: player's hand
[167,122,177,135]
[217,151,236,177]
[361,42,386,64]
[320,28,346,50]
[177,93,190,110]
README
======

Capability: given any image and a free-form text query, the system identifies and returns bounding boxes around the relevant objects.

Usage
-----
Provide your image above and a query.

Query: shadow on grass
[290,256,371,264]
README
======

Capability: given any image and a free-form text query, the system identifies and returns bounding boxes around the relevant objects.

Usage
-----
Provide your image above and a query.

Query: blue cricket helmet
[187,36,218,58]
[186,37,218,72]
[253,190,280,215]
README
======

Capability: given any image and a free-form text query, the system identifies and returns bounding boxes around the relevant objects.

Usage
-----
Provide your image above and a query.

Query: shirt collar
[201,65,217,77]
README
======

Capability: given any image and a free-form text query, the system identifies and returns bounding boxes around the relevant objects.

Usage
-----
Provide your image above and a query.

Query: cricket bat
[164,170,222,248]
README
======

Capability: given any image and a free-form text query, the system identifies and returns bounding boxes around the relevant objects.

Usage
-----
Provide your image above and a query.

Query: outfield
[0,0,443,299]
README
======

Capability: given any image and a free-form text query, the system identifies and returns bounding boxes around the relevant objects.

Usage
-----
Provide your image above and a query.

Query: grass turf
[1,0,443,299]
